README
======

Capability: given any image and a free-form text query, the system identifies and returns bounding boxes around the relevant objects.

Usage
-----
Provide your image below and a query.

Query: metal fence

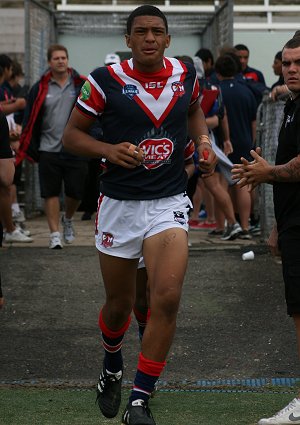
[202,0,234,59]
[256,96,285,241]
[24,0,56,215]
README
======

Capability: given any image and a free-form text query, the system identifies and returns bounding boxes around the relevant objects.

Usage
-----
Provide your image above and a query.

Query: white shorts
[95,193,191,259]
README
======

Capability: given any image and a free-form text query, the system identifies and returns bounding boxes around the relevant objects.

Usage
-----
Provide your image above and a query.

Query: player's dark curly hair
[126,5,168,35]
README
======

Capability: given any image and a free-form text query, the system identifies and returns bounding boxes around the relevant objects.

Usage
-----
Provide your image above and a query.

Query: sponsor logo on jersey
[122,84,139,100]
[80,81,91,101]
[171,81,185,97]
[102,232,114,248]
[144,81,164,89]
[173,211,186,225]
[140,138,174,170]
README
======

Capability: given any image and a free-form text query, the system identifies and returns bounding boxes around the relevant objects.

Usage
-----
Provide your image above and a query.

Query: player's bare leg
[142,228,188,361]
[96,254,139,418]
[121,228,188,424]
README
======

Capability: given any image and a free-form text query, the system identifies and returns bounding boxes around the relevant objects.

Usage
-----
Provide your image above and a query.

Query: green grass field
[0,388,297,425]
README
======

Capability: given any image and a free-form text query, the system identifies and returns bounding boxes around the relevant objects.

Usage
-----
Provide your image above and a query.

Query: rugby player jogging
[63,5,216,424]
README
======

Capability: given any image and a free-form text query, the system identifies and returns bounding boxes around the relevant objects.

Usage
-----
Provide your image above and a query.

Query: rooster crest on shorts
[173,211,186,225]
[102,232,114,248]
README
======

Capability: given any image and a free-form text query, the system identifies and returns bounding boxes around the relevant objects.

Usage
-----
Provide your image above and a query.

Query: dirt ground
[1,243,299,388]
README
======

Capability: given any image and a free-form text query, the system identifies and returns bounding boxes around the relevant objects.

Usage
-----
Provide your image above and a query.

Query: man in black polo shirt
[232,36,300,424]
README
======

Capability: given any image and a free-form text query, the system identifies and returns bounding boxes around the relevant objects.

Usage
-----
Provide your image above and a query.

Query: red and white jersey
[76,57,199,200]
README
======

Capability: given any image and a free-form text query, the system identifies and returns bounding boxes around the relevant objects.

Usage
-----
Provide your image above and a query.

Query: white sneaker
[258,398,300,424]
[15,223,31,237]
[61,214,75,244]
[12,210,26,223]
[49,232,63,249]
[5,228,33,243]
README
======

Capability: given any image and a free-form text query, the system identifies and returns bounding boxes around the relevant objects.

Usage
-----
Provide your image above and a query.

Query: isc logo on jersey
[140,138,174,170]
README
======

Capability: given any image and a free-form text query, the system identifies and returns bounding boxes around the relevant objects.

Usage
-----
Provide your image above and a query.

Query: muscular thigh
[143,228,188,296]
[99,252,139,303]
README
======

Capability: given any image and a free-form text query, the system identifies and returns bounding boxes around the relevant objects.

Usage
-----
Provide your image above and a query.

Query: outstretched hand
[231,147,271,190]
[106,142,145,168]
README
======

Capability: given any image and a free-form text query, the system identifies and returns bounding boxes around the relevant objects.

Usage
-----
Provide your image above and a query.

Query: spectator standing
[0,56,31,243]
[63,5,216,424]
[234,43,266,85]
[271,51,284,90]
[6,60,29,228]
[215,54,257,238]
[195,47,214,79]
[232,36,300,425]
[0,55,26,117]
[17,44,88,249]
[234,43,268,107]
[0,109,15,307]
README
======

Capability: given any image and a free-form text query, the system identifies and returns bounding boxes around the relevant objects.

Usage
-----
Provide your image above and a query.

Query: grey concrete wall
[0,8,24,59]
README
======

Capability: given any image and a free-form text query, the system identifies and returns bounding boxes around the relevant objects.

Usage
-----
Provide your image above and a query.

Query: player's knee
[153,288,181,319]
[105,296,134,320]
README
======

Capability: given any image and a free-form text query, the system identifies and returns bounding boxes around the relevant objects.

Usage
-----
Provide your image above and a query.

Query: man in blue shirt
[215,54,257,239]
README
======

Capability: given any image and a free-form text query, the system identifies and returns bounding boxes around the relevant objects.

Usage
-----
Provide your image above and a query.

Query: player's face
[125,15,170,73]
[48,50,69,74]
[282,47,300,94]
[236,49,249,71]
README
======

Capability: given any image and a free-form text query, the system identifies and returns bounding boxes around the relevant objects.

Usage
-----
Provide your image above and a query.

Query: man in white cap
[104,53,121,66]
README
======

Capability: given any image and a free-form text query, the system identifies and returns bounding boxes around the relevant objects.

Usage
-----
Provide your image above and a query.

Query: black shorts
[13,162,23,186]
[278,226,300,316]
[38,152,88,200]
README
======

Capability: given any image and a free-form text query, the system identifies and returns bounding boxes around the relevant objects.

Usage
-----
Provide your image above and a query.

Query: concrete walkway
[5,212,259,250]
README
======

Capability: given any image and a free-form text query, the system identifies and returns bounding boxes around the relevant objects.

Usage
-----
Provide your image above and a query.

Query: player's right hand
[106,142,145,168]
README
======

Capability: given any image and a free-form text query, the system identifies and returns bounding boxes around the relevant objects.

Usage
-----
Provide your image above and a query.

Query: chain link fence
[256,95,285,241]
[23,0,56,215]
[202,0,234,59]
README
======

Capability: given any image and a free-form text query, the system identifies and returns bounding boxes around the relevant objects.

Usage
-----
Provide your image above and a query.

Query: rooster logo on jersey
[171,81,185,98]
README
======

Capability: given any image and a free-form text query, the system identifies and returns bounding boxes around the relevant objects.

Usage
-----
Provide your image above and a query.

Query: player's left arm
[184,157,195,179]
[188,101,217,176]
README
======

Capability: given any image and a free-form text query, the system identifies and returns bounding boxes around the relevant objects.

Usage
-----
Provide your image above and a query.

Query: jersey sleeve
[190,74,200,106]
[75,68,106,118]
[184,139,195,161]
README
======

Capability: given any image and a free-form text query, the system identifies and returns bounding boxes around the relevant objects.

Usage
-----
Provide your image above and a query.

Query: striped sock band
[98,309,131,373]
[129,352,166,403]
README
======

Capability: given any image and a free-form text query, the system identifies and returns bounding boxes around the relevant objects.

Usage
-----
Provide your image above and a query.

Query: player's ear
[125,34,131,48]
[165,35,171,49]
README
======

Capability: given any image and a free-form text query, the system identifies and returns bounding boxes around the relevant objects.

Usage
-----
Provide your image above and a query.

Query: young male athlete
[63,5,216,424]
